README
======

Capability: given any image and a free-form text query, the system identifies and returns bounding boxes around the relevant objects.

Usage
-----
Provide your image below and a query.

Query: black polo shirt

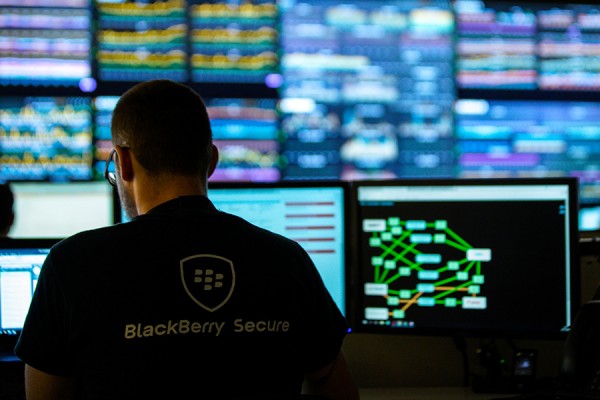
[15,196,348,399]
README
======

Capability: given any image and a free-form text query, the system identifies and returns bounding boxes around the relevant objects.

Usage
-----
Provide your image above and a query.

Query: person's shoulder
[52,223,130,254]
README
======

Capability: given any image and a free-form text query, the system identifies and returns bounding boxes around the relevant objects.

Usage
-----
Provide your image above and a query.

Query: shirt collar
[144,195,217,216]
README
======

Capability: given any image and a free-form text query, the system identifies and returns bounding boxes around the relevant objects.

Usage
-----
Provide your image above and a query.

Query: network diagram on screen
[362,215,491,327]
[354,181,576,336]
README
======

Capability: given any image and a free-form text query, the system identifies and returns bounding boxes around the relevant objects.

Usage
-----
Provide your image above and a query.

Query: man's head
[111,79,214,179]
[0,183,14,238]
[110,80,217,217]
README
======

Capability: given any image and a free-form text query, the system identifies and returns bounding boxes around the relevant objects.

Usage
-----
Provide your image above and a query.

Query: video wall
[3,0,600,225]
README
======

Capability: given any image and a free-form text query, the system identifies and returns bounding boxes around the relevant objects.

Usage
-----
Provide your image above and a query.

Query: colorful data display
[0,97,93,182]
[0,0,92,86]
[455,99,600,204]
[189,0,278,83]
[207,98,280,182]
[95,0,188,81]
[2,0,600,217]
[279,0,455,180]
[455,0,600,90]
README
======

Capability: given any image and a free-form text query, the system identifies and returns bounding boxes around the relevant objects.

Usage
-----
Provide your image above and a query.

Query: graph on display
[0,0,92,86]
[455,0,600,90]
[363,216,490,325]
[0,97,93,182]
[208,98,280,182]
[455,1,538,89]
[95,0,188,82]
[279,0,455,180]
[538,3,600,90]
[189,0,278,83]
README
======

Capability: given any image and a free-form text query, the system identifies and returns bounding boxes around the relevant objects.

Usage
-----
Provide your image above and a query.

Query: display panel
[537,2,600,91]
[0,239,59,338]
[0,238,59,360]
[10,181,113,238]
[209,181,348,314]
[0,96,93,182]
[278,0,455,180]
[455,0,600,91]
[1,0,600,233]
[0,0,92,87]
[350,177,580,338]
[454,99,600,206]
[208,98,280,182]
[188,0,278,84]
[455,1,537,89]
[95,0,188,82]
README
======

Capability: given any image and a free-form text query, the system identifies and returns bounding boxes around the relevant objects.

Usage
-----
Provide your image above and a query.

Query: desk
[359,387,514,400]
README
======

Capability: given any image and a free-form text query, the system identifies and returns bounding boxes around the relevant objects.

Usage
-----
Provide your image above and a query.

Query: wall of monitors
[2,0,600,228]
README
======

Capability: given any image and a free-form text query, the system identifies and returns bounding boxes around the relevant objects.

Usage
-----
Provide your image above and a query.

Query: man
[15,80,359,400]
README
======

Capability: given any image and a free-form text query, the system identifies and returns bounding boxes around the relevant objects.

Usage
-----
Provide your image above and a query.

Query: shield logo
[180,254,235,312]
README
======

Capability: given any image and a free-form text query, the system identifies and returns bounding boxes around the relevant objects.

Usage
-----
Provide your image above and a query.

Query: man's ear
[207,144,219,178]
[115,146,134,182]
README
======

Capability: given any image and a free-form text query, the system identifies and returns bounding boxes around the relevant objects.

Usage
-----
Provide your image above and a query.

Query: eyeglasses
[104,149,117,187]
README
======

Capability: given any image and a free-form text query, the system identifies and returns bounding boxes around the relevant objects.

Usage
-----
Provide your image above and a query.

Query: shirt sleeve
[14,251,74,376]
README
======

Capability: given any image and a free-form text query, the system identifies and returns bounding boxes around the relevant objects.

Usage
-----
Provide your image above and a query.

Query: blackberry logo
[180,254,235,312]
[195,268,224,291]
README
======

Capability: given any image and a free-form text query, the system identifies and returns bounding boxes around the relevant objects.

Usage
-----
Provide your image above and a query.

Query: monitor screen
[10,182,114,239]
[278,0,455,180]
[455,0,600,91]
[455,99,600,207]
[188,0,278,84]
[207,98,280,182]
[208,182,348,314]
[0,1,92,87]
[95,0,188,82]
[0,239,59,338]
[0,96,94,182]
[349,177,580,338]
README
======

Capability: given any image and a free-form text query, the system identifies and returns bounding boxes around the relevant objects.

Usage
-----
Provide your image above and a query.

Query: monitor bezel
[346,177,581,340]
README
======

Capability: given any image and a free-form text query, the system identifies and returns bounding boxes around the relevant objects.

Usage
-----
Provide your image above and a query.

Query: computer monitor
[209,181,349,315]
[10,182,114,239]
[349,177,580,338]
[117,181,349,315]
[0,96,94,182]
[0,3,92,87]
[0,238,59,359]
[278,0,455,180]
